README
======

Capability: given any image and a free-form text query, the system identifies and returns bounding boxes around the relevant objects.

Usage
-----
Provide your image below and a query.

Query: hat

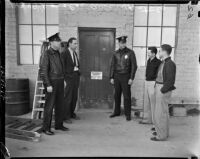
[47,32,61,42]
[116,35,127,43]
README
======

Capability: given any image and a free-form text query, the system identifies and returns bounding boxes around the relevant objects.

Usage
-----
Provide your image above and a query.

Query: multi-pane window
[18,4,59,64]
[133,4,177,66]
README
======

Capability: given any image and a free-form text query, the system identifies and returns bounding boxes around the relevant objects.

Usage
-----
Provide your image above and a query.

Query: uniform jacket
[39,47,64,87]
[60,48,80,80]
[110,47,137,80]
[160,57,176,94]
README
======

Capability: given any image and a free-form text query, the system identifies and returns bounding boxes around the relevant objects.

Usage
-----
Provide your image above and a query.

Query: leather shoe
[109,114,120,118]
[126,116,131,121]
[64,119,73,124]
[55,126,69,131]
[42,130,54,135]
[151,127,156,131]
[152,131,157,136]
[150,137,166,141]
[71,114,80,120]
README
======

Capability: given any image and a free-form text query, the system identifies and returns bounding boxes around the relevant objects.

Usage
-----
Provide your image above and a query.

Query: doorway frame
[78,27,116,108]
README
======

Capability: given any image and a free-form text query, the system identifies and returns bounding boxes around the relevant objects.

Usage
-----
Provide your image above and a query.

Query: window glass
[163,7,177,26]
[18,4,59,64]
[162,27,176,47]
[133,47,146,66]
[20,45,33,64]
[148,27,161,46]
[18,6,31,24]
[47,26,59,38]
[148,6,162,26]
[19,25,32,44]
[32,5,45,24]
[33,45,41,64]
[33,25,46,44]
[133,27,147,46]
[134,6,148,26]
[46,5,59,24]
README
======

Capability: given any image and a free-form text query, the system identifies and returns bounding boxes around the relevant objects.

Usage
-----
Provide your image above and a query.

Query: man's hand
[64,81,66,88]
[128,79,133,85]
[110,78,114,85]
[47,86,53,93]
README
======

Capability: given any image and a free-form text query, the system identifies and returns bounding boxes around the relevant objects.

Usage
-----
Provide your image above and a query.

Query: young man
[61,37,80,123]
[139,47,161,125]
[109,36,137,121]
[40,33,69,135]
[151,44,176,141]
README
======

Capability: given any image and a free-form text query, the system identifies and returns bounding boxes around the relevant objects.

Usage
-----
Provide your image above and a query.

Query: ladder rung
[37,81,43,83]
[33,108,44,111]
[35,95,45,97]
[39,87,45,90]
[38,100,45,103]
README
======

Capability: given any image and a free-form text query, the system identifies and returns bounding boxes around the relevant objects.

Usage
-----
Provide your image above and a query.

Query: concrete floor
[6,108,200,157]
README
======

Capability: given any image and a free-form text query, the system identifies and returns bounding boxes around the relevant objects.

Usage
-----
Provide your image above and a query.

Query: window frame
[132,4,180,67]
[16,4,59,65]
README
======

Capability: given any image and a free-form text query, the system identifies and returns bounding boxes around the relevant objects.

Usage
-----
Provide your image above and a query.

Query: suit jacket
[160,57,176,94]
[61,48,80,80]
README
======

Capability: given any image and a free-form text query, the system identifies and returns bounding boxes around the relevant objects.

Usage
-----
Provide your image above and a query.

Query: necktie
[73,52,77,66]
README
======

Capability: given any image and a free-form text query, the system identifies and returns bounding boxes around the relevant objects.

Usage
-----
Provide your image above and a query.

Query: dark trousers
[114,73,131,117]
[42,78,64,130]
[63,72,80,120]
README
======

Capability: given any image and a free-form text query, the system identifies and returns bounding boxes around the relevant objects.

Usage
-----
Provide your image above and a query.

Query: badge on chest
[124,54,129,59]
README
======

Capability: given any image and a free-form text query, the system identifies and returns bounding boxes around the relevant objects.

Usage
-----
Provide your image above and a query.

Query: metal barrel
[5,78,30,116]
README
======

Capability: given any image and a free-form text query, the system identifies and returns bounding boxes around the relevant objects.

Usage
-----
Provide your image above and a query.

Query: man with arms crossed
[139,47,161,130]
[151,44,176,141]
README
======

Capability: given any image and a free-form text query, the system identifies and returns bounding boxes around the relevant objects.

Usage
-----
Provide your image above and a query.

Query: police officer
[40,32,69,135]
[109,36,137,121]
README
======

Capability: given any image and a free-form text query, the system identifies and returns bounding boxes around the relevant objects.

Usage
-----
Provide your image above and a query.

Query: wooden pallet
[5,116,43,142]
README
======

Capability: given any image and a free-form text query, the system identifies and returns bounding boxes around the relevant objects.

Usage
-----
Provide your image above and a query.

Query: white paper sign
[91,71,103,80]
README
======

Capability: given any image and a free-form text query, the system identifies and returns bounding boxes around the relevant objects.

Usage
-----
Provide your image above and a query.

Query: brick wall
[173,4,200,103]
[5,0,38,109]
[59,4,145,107]
[5,2,200,110]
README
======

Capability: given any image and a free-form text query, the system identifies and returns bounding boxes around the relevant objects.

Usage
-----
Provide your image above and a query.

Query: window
[17,4,59,64]
[133,4,177,66]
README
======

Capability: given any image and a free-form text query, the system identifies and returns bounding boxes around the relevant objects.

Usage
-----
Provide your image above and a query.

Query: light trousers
[143,81,156,124]
[154,83,172,140]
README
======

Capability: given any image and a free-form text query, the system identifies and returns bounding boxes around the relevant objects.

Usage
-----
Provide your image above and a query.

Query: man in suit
[61,37,80,123]
[151,44,176,141]
[139,47,161,126]
[40,32,69,135]
[109,36,137,121]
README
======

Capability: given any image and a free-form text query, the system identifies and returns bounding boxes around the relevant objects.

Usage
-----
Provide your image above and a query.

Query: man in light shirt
[61,37,80,123]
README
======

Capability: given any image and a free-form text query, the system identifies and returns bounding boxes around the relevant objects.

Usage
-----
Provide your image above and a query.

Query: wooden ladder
[31,41,49,119]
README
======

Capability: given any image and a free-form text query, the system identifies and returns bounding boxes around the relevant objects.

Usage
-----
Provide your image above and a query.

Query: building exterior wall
[5,1,39,109]
[5,2,200,110]
[172,4,200,103]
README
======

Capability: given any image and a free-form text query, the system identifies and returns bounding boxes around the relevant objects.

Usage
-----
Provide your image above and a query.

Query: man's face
[147,50,155,59]
[51,40,61,50]
[158,48,165,59]
[69,39,78,51]
[118,41,126,49]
